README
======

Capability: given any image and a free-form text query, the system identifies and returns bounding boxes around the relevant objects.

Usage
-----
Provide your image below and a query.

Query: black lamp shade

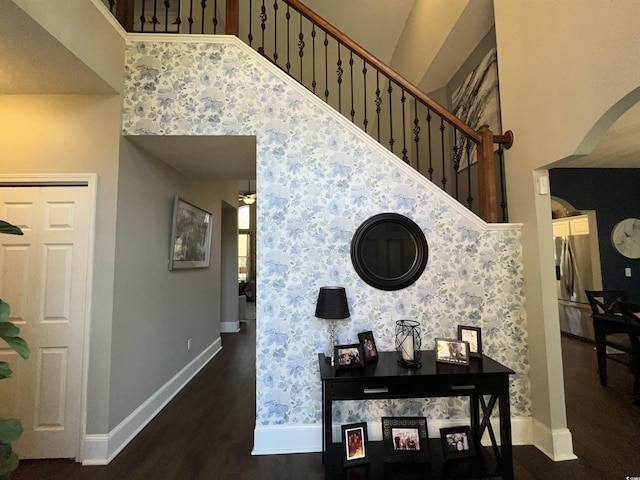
[315,286,350,319]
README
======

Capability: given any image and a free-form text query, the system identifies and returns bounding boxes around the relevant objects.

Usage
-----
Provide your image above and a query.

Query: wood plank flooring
[12,315,640,479]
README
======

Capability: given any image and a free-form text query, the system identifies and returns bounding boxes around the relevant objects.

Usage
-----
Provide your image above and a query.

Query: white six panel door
[0,186,90,459]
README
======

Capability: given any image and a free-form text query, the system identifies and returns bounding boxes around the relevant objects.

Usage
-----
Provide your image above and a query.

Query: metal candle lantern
[395,320,422,368]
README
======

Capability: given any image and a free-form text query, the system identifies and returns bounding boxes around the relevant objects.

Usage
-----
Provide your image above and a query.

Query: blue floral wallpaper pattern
[122,38,530,428]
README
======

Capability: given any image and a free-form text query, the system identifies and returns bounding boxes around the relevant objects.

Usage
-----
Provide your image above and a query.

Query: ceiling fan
[239,179,256,205]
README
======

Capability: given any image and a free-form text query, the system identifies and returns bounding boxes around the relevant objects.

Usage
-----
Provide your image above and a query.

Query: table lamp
[315,286,350,365]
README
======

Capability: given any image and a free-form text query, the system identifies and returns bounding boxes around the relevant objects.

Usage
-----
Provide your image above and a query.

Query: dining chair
[616,301,640,405]
[585,290,629,386]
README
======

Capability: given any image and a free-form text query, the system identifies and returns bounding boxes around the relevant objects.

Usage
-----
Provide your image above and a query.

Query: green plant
[0,221,29,479]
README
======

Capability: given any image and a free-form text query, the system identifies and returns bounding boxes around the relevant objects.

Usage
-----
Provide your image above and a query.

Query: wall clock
[611,218,640,259]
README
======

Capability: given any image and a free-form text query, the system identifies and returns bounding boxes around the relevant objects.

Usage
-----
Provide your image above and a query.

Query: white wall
[494,0,640,460]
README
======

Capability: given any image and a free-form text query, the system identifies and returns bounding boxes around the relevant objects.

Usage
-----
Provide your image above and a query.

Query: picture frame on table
[334,344,365,370]
[457,325,482,358]
[435,338,470,366]
[357,330,379,362]
[168,196,213,271]
[341,422,369,467]
[440,426,476,460]
[381,417,430,463]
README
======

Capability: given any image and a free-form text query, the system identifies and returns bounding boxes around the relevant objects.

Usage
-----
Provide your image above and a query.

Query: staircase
[106,0,513,222]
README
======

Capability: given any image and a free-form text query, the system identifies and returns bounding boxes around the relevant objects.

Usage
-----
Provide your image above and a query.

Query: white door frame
[0,173,97,461]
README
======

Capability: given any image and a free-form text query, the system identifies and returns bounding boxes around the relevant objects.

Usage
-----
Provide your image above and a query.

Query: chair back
[585,290,627,314]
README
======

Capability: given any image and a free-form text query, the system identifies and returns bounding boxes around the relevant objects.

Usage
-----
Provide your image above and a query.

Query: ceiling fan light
[243,196,256,205]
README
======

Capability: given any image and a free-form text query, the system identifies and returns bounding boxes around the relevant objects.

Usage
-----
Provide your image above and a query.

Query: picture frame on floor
[457,325,482,358]
[341,422,369,467]
[381,417,430,463]
[440,426,476,460]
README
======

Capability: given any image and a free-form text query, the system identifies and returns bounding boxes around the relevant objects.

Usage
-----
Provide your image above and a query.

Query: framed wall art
[168,196,213,271]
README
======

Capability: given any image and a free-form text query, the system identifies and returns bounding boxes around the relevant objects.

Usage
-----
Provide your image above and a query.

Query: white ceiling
[1,0,639,174]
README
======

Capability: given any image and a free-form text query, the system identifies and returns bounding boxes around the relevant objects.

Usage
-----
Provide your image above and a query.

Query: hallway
[12,320,640,479]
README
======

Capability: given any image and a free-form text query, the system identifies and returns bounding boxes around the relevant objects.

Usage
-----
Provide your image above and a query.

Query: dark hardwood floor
[12,318,640,479]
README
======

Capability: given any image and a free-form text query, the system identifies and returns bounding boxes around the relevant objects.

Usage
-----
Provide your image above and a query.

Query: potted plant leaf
[0,220,30,479]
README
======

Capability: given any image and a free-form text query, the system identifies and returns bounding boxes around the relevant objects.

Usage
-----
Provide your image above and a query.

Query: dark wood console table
[319,351,515,479]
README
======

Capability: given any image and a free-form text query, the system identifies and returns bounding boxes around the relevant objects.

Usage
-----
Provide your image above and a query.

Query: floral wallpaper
[122,38,530,429]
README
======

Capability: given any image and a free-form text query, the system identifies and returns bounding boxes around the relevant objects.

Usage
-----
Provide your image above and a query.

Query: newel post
[477,124,498,223]
[115,0,135,32]
[226,0,239,35]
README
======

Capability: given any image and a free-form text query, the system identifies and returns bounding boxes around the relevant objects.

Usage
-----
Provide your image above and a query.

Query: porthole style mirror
[350,213,428,291]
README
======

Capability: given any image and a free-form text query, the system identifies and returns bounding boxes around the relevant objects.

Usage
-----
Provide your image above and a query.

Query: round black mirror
[350,213,428,291]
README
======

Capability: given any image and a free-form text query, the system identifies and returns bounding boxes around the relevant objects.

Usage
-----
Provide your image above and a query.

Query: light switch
[625,267,632,277]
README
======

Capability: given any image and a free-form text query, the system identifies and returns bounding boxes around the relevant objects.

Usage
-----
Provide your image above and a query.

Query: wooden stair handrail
[284,0,511,149]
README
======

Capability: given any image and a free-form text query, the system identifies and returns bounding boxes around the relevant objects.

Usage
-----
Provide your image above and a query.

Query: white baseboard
[532,418,577,461]
[221,321,240,333]
[81,337,222,465]
[252,416,534,455]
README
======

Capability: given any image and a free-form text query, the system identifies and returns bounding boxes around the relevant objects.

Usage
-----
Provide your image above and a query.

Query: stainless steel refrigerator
[555,234,598,340]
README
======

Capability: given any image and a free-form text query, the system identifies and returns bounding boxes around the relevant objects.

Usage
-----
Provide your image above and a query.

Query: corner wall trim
[532,418,577,461]
[252,416,534,456]
[81,337,222,465]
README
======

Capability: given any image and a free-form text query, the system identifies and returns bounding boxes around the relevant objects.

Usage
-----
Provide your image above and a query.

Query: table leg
[593,317,608,386]
[499,382,513,480]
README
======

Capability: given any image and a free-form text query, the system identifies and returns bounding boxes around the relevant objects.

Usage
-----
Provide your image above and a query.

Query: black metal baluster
[272,1,278,64]
[108,0,115,13]
[336,45,343,113]
[139,0,146,32]
[259,0,266,56]
[201,0,207,34]
[349,52,355,122]
[248,0,253,46]
[187,0,194,33]
[363,61,368,133]
[375,72,381,142]
[164,0,169,31]
[388,81,394,153]
[298,15,304,82]
[285,5,291,74]
[323,33,329,102]
[413,99,420,173]
[427,109,434,181]
[311,25,317,94]
[452,131,461,202]
[152,0,158,32]
[401,89,408,163]
[440,119,447,191]
[174,0,182,33]
[212,0,218,33]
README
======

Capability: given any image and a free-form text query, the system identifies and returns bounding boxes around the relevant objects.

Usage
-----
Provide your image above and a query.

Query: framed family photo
[381,417,430,463]
[334,344,365,370]
[457,325,482,358]
[168,196,213,271]
[435,338,470,366]
[440,426,476,460]
[357,330,378,362]
[341,422,369,467]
